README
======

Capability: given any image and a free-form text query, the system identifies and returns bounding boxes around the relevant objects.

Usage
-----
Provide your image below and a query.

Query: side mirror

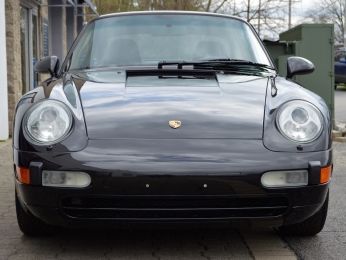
[286,56,314,79]
[340,58,346,63]
[34,56,60,78]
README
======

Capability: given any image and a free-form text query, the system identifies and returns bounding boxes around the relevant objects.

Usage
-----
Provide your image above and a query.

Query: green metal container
[264,24,334,123]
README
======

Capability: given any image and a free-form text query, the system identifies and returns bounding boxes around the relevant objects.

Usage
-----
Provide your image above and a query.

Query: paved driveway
[335,86,346,123]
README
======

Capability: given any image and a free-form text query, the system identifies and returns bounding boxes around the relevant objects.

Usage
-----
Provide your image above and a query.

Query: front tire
[15,193,59,236]
[278,192,329,236]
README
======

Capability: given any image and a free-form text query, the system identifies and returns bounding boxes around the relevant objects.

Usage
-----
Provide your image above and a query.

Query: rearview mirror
[34,56,60,78]
[286,56,314,79]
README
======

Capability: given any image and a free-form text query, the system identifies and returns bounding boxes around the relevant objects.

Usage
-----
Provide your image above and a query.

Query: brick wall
[5,0,21,135]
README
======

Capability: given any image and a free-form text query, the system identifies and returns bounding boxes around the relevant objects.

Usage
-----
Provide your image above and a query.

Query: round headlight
[24,100,73,144]
[276,100,323,143]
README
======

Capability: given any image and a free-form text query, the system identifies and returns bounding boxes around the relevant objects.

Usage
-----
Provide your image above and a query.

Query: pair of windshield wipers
[157,59,276,72]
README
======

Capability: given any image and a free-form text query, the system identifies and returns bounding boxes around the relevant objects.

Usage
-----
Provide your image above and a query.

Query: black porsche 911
[13,11,332,236]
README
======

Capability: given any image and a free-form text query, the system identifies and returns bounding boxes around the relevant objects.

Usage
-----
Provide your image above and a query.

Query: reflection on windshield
[69,14,271,70]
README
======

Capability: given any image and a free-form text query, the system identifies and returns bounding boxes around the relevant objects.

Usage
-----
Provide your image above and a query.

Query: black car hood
[75,71,269,139]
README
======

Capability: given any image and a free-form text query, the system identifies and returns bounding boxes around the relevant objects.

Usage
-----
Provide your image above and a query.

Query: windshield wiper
[157,59,275,71]
[202,59,273,67]
[195,60,276,74]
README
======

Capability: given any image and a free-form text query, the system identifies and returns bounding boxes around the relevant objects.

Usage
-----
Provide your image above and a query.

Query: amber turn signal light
[16,166,30,185]
[320,165,332,184]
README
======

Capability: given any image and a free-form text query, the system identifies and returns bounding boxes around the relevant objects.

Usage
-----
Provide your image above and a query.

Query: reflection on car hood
[72,70,269,139]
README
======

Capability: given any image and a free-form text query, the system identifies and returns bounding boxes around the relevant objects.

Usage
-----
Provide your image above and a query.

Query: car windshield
[69,14,272,70]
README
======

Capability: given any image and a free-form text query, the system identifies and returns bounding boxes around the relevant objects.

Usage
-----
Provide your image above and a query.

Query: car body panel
[334,50,346,83]
[13,11,332,230]
[14,138,330,227]
[79,71,268,139]
[263,77,332,153]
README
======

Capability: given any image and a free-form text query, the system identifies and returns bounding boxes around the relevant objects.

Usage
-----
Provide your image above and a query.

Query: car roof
[96,10,247,23]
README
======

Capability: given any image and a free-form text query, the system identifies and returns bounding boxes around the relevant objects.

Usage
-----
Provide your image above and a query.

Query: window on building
[32,14,38,88]
[20,4,39,94]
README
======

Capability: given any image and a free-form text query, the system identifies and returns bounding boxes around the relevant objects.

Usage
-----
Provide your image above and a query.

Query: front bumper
[14,139,332,228]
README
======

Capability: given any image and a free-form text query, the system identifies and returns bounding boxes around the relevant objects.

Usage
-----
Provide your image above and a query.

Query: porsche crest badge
[169,120,181,129]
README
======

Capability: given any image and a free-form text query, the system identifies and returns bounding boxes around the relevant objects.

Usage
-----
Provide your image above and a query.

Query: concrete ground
[334,86,346,123]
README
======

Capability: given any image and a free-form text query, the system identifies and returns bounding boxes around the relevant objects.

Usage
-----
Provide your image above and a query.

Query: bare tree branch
[88,0,293,40]
[219,0,289,39]
[205,0,212,12]
[302,0,344,42]
[213,0,227,13]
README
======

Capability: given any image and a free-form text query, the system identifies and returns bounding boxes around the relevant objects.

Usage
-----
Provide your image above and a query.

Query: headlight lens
[276,100,323,143]
[24,100,72,144]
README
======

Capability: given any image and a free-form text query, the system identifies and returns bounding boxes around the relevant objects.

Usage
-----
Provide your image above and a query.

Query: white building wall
[0,0,9,140]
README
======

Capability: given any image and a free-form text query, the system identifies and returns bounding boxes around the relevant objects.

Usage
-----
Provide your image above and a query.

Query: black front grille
[64,208,287,219]
[63,197,288,209]
[61,196,289,220]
